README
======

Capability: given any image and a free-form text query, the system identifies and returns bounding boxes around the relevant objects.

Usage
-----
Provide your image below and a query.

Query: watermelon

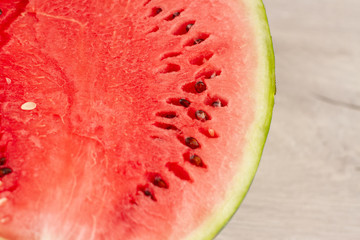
[0,0,275,239]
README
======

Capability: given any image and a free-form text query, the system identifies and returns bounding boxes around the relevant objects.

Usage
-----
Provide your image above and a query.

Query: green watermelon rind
[184,0,275,239]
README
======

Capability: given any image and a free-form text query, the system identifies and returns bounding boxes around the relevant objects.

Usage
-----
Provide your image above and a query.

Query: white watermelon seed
[208,129,215,137]
[0,197,7,206]
[21,102,37,111]
[0,216,11,224]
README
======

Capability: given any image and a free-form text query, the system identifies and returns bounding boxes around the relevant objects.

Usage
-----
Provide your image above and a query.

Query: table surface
[216,0,360,239]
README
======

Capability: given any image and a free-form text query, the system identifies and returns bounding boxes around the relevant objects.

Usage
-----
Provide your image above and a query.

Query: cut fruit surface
[0,0,275,239]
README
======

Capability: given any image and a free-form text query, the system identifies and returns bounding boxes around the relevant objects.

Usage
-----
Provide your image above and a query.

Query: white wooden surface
[216,0,360,239]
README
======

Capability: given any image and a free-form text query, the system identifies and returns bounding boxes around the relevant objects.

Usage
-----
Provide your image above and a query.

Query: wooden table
[216,0,360,239]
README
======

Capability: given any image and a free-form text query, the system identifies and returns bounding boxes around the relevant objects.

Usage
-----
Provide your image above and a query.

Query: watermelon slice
[0,0,275,239]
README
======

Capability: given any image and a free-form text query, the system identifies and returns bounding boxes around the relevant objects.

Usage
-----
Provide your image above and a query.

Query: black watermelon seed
[212,100,222,107]
[153,175,168,188]
[0,167,12,177]
[156,8,162,14]
[189,154,203,167]
[143,189,152,196]
[186,23,194,32]
[0,9,2,16]
[142,187,156,200]
[0,157,6,165]
[195,81,206,93]
[143,188,156,201]
[179,99,191,108]
[166,125,178,131]
[185,137,200,149]
[164,113,176,118]
[195,110,209,121]
[173,12,180,18]
[194,39,204,45]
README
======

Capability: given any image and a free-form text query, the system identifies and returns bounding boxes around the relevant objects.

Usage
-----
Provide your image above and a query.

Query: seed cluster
[138,0,228,202]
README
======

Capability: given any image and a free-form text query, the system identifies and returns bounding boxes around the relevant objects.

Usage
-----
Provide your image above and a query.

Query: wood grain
[216,0,360,239]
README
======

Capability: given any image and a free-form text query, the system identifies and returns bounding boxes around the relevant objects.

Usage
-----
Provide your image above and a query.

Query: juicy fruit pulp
[0,0,275,240]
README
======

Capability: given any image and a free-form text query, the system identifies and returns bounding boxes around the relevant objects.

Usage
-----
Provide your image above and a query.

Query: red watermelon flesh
[0,0,275,239]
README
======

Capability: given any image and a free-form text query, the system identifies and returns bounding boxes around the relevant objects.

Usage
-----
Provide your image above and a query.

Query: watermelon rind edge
[184,0,275,239]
